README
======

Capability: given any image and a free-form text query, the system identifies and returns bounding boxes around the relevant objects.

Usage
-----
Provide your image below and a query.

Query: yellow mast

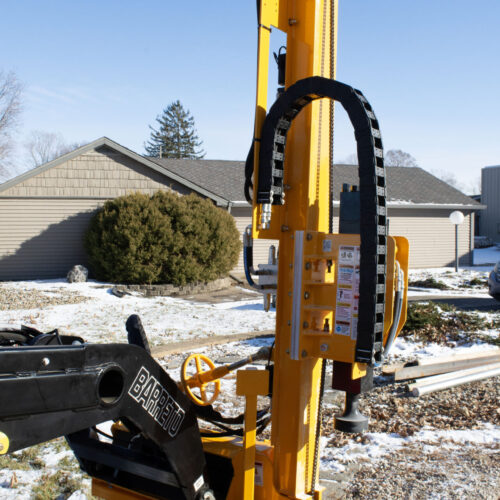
[252,1,338,497]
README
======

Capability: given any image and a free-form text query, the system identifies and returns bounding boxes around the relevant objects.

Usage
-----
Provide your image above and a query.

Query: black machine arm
[0,343,211,500]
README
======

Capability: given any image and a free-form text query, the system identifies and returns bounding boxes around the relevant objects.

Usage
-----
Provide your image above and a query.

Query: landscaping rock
[66,265,88,283]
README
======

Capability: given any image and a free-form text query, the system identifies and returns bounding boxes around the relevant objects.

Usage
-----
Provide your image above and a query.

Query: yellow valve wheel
[0,431,9,455]
[181,353,221,406]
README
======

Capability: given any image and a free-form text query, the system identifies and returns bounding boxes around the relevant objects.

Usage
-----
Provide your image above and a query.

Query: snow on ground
[0,275,498,498]
[320,423,500,474]
[474,244,500,265]
[407,267,491,297]
[386,335,499,363]
[0,439,90,499]
[403,247,498,298]
[0,280,275,345]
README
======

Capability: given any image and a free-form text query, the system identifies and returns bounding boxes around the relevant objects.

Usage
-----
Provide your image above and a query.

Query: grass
[0,443,46,471]
[408,277,450,290]
[401,301,500,344]
[458,277,488,288]
[31,470,83,500]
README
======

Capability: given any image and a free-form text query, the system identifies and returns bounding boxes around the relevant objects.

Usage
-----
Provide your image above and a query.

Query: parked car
[488,262,500,301]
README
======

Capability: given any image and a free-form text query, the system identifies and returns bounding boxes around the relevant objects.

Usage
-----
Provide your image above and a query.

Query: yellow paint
[0,431,9,455]
[236,370,270,500]
[294,232,404,362]
[92,478,156,500]
[203,436,284,499]
[181,353,221,406]
[351,363,368,380]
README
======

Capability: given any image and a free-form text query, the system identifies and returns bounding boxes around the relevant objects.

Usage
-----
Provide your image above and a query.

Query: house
[0,137,483,280]
[478,165,500,242]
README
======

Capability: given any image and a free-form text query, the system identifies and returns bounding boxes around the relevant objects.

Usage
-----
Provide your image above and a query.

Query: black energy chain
[252,76,387,363]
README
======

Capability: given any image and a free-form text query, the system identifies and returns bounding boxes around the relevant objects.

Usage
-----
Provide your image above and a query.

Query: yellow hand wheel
[181,353,221,406]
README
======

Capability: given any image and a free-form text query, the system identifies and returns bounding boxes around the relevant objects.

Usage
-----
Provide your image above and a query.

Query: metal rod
[412,366,500,396]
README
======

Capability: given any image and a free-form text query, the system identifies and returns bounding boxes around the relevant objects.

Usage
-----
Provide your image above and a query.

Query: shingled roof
[0,136,481,210]
[151,157,482,209]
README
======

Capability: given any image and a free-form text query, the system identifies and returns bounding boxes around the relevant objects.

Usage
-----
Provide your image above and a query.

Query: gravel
[0,285,90,311]
[320,374,500,499]
[0,282,498,499]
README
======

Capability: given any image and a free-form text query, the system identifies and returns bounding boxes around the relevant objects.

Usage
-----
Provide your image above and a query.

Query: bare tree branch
[24,130,86,168]
[0,70,23,178]
[384,149,418,167]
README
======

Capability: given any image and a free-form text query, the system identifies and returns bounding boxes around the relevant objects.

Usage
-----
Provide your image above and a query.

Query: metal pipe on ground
[407,362,500,392]
[411,366,500,397]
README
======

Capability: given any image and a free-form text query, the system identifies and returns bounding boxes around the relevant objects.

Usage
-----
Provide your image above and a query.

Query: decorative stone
[66,265,88,283]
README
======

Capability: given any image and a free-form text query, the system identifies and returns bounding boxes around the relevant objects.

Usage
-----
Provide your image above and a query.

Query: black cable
[92,426,114,441]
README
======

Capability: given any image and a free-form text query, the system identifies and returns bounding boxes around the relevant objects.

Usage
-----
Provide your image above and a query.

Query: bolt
[41,357,50,367]
[281,225,289,232]
[320,344,329,352]
[301,350,308,358]
[284,184,291,190]
[287,320,291,326]
[304,291,310,299]
[303,321,309,329]
[306,233,313,240]
[288,291,292,297]
[289,18,298,25]
[289,263,293,268]
[305,262,311,270]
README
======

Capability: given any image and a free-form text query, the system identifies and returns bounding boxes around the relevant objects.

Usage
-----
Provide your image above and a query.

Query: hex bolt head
[301,350,308,358]
[305,262,311,270]
[320,344,329,352]
[41,357,50,367]
[306,233,313,240]
[304,291,310,299]
[303,321,309,329]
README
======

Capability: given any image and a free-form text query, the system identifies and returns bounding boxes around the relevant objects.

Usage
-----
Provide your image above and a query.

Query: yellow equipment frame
[92,1,409,498]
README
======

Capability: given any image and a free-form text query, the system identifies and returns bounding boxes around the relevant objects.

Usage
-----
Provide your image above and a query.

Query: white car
[488,262,500,301]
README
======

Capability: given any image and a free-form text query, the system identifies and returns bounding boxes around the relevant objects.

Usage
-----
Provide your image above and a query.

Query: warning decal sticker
[335,245,360,338]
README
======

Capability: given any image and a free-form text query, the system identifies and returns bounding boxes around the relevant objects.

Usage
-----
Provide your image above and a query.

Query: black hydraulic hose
[244,142,254,204]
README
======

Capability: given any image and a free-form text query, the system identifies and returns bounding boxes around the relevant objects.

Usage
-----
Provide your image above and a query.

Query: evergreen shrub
[84,191,240,285]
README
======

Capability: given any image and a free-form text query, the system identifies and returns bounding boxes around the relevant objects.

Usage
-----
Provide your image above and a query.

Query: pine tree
[144,100,205,159]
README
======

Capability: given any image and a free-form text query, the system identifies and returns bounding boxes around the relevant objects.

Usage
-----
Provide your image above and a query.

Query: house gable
[0,145,191,198]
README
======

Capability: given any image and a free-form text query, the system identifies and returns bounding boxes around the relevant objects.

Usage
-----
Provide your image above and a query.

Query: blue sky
[2,0,499,193]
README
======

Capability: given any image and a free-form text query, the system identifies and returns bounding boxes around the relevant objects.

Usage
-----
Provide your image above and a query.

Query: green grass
[401,301,499,344]
[31,470,83,500]
[0,443,46,471]
[408,277,450,290]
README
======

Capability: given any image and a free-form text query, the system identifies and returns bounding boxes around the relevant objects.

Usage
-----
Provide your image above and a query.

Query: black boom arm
[0,343,210,499]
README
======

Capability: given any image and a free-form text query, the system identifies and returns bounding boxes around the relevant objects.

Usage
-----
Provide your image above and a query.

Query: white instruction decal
[335,245,361,338]
[322,239,332,253]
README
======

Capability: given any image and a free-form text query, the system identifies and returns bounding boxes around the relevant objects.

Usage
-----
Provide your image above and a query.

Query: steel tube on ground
[408,362,500,391]
[412,366,500,397]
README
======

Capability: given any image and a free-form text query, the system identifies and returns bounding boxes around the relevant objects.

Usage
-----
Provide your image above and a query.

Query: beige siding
[0,144,476,280]
[386,208,472,268]
[0,198,104,280]
[0,147,191,198]
[231,206,278,274]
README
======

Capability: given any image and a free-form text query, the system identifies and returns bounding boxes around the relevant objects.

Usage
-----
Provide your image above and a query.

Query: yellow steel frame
[92,2,410,499]
[253,1,338,497]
